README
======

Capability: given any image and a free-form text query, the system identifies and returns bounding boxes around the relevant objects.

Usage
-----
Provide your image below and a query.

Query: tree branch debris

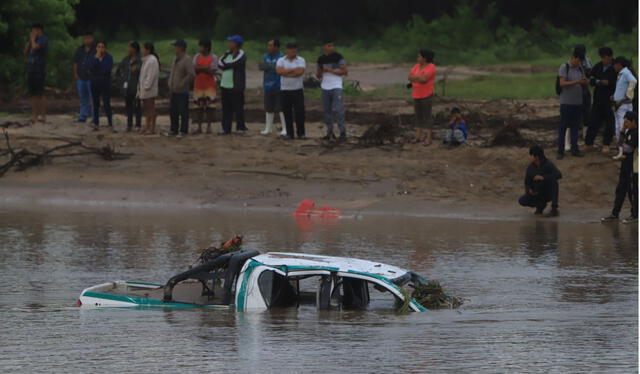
[0,130,132,178]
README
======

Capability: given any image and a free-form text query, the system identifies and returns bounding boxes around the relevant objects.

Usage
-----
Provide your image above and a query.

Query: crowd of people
[39,28,353,140]
[519,44,638,221]
[22,24,638,223]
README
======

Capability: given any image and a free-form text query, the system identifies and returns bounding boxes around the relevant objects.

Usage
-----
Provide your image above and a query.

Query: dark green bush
[0,0,77,96]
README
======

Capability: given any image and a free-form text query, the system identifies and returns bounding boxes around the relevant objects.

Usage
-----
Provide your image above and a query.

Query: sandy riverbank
[0,90,626,224]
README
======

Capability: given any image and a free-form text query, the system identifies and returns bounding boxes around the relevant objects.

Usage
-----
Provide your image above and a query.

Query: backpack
[556,63,586,96]
[555,63,569,95]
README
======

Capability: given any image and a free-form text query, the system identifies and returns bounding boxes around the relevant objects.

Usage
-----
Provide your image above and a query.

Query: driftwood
[0,121,30,129]
[0,130,132,177]
[490,121,529,147]
[358,122,407,146]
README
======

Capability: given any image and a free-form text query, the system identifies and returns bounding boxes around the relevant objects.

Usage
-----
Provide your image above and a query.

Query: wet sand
[0,105,624,224]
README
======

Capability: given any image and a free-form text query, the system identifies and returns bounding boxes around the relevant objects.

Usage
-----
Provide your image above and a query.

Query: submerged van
[78,250,429,312]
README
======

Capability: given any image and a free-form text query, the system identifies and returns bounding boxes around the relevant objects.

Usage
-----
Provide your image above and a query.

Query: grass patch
[352,73,556,100]
[444,73,556,100]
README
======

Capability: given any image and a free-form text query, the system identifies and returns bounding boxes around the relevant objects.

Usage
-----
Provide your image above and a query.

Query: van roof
[253,252,410,280]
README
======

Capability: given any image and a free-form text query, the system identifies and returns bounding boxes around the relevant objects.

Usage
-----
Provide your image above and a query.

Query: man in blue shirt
[86,41,114,131]
[259,39,286,135]
[72,31,96,123]
[23,23,48,124]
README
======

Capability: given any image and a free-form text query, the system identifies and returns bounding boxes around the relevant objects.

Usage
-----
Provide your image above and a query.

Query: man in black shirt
[316,38,348,141]
[601,111,638,223]
[585,47,617,152]
[518,146,563,217]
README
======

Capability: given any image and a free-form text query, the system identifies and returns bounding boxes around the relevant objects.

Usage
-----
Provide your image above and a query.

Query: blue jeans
[91,81,112,126]
[321,88,345,135]
[76,79,92,121]
[558,104,582,154]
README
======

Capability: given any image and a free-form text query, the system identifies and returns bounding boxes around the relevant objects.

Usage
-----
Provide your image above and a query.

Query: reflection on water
[0,207,637,373]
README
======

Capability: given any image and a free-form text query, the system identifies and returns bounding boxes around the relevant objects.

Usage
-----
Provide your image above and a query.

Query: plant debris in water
[195,235,243,264]
[397,280,464,312]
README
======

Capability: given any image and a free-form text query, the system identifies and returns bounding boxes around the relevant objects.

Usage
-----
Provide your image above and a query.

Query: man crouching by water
[518,146,563,217]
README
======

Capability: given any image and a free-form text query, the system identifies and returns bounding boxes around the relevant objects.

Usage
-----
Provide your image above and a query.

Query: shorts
[414,96,433,129]
[193,87,216,106]
[27,70,45,96]
[264,89,282,112]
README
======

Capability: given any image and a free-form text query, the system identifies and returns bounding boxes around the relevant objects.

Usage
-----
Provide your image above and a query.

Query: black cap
[614,56,628,66]
[172,39,187,48]
[286,42,298,49]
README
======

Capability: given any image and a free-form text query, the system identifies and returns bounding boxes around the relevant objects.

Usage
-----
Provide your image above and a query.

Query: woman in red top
[408,50,436,145]
[193,38,218,134]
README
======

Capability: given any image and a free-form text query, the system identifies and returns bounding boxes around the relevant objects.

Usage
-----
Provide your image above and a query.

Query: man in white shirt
[276,42,306,139]
[613,57,637,135]
[316,38,348,141]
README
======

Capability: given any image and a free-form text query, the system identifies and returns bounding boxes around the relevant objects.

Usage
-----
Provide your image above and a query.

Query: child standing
[443,107,468,145]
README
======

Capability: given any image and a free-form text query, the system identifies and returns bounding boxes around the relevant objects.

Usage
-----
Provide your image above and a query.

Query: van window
[257,270,297,308]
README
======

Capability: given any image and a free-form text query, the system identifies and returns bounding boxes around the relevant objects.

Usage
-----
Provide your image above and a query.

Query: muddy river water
[0,206,637,373]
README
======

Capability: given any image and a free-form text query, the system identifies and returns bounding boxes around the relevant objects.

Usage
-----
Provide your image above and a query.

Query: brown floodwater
[0,205,637,373]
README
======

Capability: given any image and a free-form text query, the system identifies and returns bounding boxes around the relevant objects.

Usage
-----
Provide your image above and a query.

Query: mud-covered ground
[0,64,624,220]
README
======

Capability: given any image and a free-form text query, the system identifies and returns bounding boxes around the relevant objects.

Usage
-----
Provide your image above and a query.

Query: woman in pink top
[408,50,436,145]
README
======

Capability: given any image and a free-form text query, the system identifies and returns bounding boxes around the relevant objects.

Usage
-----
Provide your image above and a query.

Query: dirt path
[244,63,555,89]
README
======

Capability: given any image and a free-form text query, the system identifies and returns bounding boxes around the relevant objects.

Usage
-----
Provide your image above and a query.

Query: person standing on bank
[72,31,95,123]
[259,39,286,136]
[218,35,247,134]
[612,57,637,144]
[408,50,436,145]
[86,41,114,131]
[23,23,48,124]
[192,38,218,134]
[316,38,348,141]
[574,44,593,133]
[585,47,617,153]
[518,146,563,217]
[601,111,638,224]
[276,42,306,139]
[557,50,588,159]
[115,41,142,132]
[138,42,160,135]
[166,39,194,137]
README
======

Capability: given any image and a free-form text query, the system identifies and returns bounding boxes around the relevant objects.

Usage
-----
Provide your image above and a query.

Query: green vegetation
[339,4,637,67]
[442,73,557,100]
[1,2,636,98]
[0,0,77,93]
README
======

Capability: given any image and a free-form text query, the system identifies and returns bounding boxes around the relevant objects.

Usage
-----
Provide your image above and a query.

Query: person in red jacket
[408,50,436,145]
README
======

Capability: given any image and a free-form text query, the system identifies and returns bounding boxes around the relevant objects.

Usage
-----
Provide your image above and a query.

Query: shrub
[0,0,77,96]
